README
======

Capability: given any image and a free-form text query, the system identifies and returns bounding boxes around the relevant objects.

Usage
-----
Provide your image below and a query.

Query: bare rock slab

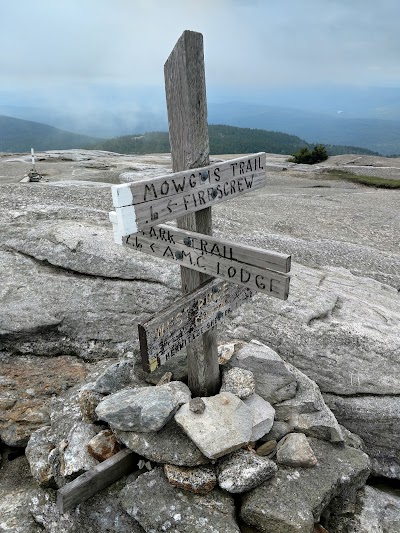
[174,392,253,459]
[113,418,208,466]
[217,449,277,493]
[225,342,297,404]
[96,381,191,432]
[120,467,240,532]
[240,438,370,533]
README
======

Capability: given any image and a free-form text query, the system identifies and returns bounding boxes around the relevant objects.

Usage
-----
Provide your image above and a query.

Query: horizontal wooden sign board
[139,278,254,372]
[111,152,266,235]
[109,216,290,300]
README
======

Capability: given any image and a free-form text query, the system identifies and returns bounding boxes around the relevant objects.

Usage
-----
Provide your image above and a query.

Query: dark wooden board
[139,278,254,372]
[57,449,138,514]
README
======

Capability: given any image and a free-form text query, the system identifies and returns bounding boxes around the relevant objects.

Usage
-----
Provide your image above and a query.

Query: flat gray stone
[120,467,240,532]
[174,392,253,459]
[225,342,297,404]
[276,433,318,467]
[217,449,277,493]
[243,393,275,441]
[113,418,208,466]
[240,438,370,533]
[96,381,191,432]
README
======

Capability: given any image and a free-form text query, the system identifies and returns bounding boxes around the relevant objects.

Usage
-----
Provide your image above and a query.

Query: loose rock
[25,426,56,488]
[276,432,318,467]
[61,421,98,479]
[92,360,134,394]
[225,342,297,404]
[221,367,256,399]
[175,392,253,459]
[164,464,217,494]
[87,429,121,461]
[78,389,103,423]
[189,397,206,414]
[256,440,277,457]
[96,381,191,432]
[217,449,278,493]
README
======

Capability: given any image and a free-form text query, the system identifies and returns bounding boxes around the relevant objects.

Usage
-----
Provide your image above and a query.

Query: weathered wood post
[164,30,219,397]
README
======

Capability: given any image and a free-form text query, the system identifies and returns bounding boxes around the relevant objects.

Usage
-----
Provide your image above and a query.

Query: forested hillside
[0,115,100,152]
[90,125,379,156]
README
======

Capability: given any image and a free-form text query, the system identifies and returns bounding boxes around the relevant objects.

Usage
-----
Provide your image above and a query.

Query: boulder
[92,359,135,394]
[225,342,297,403]
[96,381,191,432]
[174,392,253,459]
[240,438,370,533]
[25,426,57,488]
[326,485,400,533]
[276,433,318,467]
[113,418,208,466]
[324,394,400,478]
[274,362,344,443]
[120,467,240,532]
[217,449,277,493]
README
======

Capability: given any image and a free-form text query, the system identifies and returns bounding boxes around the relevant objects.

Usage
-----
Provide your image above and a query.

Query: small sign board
[138,278,254,372]
[108,218,291,300]
[111,153,266,235]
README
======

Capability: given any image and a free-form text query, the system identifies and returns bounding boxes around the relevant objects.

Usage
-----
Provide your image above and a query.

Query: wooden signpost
[108,30,292,397]
[57,29,293,514]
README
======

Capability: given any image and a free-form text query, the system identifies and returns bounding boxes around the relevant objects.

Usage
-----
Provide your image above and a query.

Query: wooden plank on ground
[139,278,254,372]
[112,153,266,235]
[57,449,138,514]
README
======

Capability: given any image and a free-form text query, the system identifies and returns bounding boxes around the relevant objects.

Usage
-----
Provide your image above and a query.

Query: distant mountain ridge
[90,125,379,157]
[0,115,101,152]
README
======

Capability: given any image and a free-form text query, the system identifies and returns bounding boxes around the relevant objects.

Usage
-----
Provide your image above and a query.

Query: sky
[1,0,400,118]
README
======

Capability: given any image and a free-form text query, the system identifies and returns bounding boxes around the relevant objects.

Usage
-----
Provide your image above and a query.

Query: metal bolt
[216,311,224,319]
[175,251,183,260]
[200,171,209,181]
[211,188,218,199]
[183,237,192,246]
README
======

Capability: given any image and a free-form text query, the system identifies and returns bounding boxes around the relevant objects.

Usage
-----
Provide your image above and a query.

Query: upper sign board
[111,153,266,236]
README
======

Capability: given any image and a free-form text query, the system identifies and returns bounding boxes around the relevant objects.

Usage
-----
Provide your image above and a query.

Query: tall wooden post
[164,30,220,397]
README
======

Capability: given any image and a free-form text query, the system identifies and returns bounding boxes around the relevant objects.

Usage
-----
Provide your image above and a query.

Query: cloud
[1,0,399,94]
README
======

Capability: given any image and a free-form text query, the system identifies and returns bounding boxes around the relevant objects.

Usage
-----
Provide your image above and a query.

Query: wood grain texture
[139,279,254,372]
[123,230,290,298]
[113,168,265,233]
[57,449,138,514]
[111,153,266,207]
[165,30,219,396]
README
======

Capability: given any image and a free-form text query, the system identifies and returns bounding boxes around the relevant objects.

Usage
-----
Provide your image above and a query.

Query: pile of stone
[19,341,400,532]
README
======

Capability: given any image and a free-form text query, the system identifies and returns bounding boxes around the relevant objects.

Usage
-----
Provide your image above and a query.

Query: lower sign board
[138,278,254,372]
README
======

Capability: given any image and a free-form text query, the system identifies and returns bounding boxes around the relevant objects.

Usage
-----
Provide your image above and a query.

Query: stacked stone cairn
[24,341,393,532]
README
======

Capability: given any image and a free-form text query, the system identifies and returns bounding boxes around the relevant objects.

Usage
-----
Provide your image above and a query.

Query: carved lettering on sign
[138,279,254,371]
